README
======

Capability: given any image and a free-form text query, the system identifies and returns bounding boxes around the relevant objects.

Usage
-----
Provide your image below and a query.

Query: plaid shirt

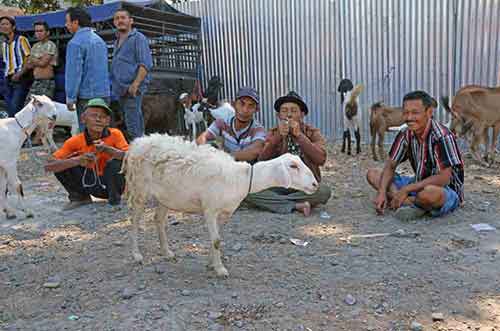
[389,119,465,202]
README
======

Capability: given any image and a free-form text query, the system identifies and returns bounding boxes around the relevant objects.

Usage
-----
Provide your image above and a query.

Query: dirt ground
[0,142,499,331]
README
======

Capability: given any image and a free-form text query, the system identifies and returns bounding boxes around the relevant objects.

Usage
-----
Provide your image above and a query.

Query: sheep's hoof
[133,253,144,263]
[162,252,177,262]
[215,266,229,278]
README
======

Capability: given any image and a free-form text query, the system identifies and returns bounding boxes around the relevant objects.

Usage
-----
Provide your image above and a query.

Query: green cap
[84,98,113,116]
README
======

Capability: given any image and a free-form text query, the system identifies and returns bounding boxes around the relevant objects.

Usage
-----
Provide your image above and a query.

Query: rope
[82,155,106,189]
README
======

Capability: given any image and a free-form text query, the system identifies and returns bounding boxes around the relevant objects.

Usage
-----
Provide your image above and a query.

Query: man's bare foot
[295,202,311,217]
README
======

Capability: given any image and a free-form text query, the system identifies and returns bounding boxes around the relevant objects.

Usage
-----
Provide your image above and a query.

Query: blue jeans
[4,79,30,117]
[119,94,144,140]
[392,174,460,217]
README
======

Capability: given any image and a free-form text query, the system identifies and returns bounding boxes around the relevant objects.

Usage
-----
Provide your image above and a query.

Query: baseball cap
[236,86,259,105]
[85,98,112,116]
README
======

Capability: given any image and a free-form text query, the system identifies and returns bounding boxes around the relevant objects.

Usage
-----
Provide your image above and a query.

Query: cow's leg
[154,204,175,259]
[204,210,228,277]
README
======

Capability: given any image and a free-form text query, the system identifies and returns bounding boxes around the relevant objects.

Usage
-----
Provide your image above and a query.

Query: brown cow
[369,102,405,161]
[441,85,500,166]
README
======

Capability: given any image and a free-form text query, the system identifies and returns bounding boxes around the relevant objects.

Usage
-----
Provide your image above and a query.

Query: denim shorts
[392,174,460,217]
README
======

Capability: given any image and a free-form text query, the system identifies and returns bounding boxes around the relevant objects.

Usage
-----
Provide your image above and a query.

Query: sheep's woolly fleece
[123,134,248,200]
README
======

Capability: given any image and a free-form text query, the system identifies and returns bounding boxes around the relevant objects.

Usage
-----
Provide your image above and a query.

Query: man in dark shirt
[244,91,331,216]
[366,90,464,221]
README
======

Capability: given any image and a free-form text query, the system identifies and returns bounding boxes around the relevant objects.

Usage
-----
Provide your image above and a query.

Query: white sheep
[0,95,57,219]
[123,134,319,277]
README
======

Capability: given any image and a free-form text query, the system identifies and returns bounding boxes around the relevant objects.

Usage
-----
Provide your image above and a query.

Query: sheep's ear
[289,160,300,170]
[31,95,43,107]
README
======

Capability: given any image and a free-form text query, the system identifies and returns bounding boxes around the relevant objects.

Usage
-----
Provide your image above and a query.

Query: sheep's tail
[122,149,149,210]
[348,84,364,103]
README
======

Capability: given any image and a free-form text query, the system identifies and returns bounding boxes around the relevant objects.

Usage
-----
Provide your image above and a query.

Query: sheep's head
[276,153,318,194]
[31,95,58,151]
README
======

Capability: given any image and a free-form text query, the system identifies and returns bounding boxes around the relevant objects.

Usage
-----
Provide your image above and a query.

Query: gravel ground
[0,142,499,331]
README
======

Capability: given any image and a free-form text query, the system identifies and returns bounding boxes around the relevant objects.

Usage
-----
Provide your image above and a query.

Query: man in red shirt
[45,98,128,210]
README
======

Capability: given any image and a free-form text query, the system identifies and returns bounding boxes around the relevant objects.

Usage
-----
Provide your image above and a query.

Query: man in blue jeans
[65,7,110,132]
[366,90,465,221]
[110,9,152,140]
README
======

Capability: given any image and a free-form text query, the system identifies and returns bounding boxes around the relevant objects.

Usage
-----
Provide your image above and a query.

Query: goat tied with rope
[122,134,318,277]
[0,95,57,219]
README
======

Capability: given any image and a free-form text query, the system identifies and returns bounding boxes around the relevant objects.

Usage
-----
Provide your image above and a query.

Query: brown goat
[369,102,405,161]
[441,85,500,166]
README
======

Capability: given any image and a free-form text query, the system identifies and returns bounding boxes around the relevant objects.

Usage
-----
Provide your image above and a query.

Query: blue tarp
[14,1,154,31]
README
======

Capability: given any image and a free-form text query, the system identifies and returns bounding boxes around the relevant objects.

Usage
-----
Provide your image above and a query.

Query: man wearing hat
[196,86,266,163]
[244,91,331,216]
[45,98,129,210]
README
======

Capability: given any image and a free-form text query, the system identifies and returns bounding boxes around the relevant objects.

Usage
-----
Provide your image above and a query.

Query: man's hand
[390,187,410,210]
[374,191,387,215]
[279,120,289,137]
[128,82,140,97]
[95,142,115,155]
[289,119,301,137]
[11,72,22,82]
[79,153,96,167]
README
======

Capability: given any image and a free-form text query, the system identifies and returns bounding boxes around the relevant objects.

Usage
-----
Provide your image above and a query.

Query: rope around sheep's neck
[247,165,254,195]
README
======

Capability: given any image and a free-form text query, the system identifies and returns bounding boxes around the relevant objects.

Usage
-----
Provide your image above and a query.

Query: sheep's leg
[191,122,196,141]
[0,171,15,219]
[205,211,228,277]
[130,206,145,263]
[470,126,489,167]
[378,130,386,161]
[370,129,377,161]
[470,127,489,166]
[488,124,500,164]
[6,167,32,218]
[154,205,175,259]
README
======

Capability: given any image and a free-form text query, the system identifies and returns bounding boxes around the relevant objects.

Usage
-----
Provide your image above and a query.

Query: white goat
[0,95,57,219]
[123,134,318,277]
[183,106,206,141]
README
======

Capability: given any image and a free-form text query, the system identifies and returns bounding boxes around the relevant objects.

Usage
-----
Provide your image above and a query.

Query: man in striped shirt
[0,16,31,116]
[196,86,265,163]
[366,90,464,221]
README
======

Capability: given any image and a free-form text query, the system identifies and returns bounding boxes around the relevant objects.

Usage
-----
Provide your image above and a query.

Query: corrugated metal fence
[174,0,500,141]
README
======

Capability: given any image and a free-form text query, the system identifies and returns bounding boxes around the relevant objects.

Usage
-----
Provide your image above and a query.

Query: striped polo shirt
[389,119,465,202]
[1,34,31,77]
[206,116,266,153]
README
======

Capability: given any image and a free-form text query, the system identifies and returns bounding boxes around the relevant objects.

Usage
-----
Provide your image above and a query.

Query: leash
[16,116,46,166]
[247,165,253,195]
